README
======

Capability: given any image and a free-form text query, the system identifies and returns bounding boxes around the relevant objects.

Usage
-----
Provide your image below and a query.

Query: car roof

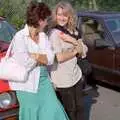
[77,11,120,19]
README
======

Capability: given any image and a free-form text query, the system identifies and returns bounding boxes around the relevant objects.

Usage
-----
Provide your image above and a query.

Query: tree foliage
[0,0,120,30]
[0,0,30,29]
[97,0,120,11]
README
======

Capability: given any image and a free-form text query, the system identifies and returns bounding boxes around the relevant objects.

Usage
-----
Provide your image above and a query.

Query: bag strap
[5,40,13,58]
[54,25,81,40]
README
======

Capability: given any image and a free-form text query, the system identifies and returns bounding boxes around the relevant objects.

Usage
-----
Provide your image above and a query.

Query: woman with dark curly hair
[8,1,69,120]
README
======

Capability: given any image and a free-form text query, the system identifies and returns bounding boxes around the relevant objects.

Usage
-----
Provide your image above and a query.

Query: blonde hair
[51,1,77,31]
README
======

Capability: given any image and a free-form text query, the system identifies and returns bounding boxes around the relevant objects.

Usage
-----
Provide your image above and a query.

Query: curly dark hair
[26,1,51,28]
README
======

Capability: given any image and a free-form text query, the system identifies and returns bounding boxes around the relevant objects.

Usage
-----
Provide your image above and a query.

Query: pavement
[84,85,120,120]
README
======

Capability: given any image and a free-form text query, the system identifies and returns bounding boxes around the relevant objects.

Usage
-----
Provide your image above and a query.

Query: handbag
[0,52,11,93]
[77,57,92,76]
[0,41,28,82]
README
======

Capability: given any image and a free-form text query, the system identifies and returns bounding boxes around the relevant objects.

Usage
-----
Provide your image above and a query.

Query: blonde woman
[49,1,88,120]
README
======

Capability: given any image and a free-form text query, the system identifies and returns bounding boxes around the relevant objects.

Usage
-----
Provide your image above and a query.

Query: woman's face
[38,18,48,32]
[56,7,69,26]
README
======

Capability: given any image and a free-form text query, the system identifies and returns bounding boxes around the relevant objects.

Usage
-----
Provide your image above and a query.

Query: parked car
[77,11,120,88]
[0,17,19,119]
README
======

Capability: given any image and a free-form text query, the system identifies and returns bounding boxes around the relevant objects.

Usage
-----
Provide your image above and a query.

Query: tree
[1,0,120,30]
[97,0,120,11]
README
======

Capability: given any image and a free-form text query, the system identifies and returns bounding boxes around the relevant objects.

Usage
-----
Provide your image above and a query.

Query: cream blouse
[49,29,88,88]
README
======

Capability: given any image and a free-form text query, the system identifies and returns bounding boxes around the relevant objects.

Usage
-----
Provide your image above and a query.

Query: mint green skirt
[16,67,69,120]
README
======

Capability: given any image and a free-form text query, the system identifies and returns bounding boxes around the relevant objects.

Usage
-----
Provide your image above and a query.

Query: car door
[78,16,116,84]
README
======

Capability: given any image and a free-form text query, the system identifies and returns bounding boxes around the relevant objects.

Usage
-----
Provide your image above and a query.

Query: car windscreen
[0,21,16,42]
[105,17,120,46]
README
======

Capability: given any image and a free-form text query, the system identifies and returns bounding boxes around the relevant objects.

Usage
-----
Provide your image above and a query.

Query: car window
[81,17,105,47]
[105,18,120,46]
[0,21,16,42]
[105,19,120,32]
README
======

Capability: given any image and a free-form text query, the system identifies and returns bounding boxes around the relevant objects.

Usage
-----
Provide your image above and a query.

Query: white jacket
[9,25,54,93]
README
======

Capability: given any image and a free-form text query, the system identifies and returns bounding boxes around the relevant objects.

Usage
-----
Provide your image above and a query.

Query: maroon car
[77,11,120,88]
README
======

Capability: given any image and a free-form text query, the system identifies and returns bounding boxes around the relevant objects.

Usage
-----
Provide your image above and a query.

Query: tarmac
[84,85,120,120]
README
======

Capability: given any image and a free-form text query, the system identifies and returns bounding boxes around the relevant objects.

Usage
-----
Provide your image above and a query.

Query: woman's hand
[75,40,84,57]
[75,39,88,58]
[29,53,48,65]
[58,32,78,46]
[29,53,39,61]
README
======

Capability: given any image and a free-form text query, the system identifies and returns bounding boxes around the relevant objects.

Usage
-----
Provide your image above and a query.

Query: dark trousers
[56,80,85,120]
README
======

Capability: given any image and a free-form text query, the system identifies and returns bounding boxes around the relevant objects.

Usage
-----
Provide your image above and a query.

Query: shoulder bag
[0,41,28,82]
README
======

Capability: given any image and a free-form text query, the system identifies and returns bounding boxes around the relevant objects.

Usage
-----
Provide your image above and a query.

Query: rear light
[0,93,11,108]
[0,92,18,111]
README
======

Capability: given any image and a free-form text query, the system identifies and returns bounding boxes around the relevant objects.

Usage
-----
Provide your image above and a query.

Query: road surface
[84,85,120,120]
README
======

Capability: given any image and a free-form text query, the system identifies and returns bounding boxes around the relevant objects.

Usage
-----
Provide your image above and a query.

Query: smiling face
[56,7,69,27]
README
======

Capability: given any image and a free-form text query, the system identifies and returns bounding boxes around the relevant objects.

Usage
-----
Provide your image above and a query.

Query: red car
[0,17,19,119]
